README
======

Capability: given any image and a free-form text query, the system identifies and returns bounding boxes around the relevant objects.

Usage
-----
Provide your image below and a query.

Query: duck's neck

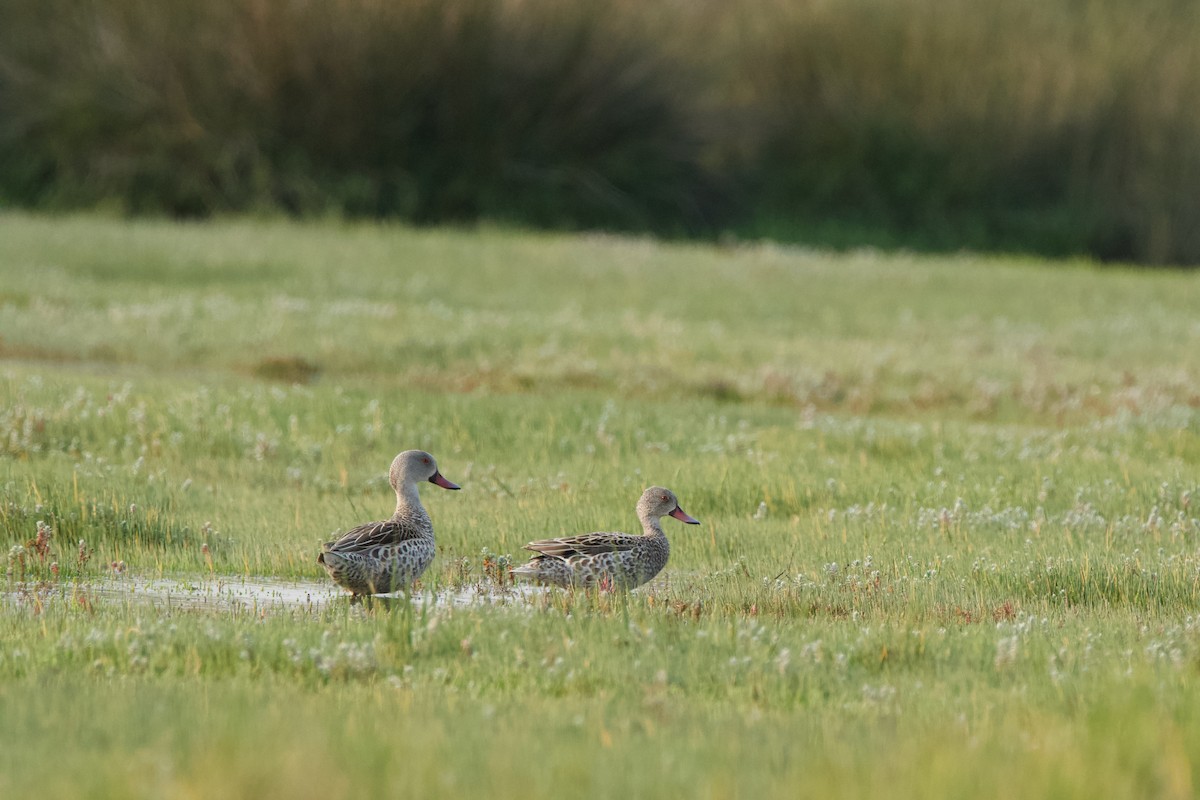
[393,481,424,516]
[639,514,666,538]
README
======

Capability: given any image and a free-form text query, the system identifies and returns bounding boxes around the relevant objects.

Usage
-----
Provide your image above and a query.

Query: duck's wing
[323,518,419,553]
[523,531,635,559]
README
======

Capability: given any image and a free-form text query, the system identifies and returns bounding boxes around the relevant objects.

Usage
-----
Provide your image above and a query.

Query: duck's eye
[661,494,669,502]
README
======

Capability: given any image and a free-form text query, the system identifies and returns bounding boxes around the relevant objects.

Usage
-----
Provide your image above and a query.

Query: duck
[318,449,459,596]
[511,486,699,589]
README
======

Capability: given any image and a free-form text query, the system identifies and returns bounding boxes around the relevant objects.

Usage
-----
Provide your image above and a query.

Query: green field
[3,213,1200,798]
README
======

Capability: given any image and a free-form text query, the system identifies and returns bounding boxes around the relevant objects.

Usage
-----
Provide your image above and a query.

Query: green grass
[2,212,1200,798]
[5,0,1200,263]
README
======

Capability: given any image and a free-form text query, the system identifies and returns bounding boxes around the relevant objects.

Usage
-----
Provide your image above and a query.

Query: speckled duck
[511,486,699,589]
[318,450,459,595]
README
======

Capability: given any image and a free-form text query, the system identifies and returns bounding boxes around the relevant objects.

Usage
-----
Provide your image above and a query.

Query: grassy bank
[2,214,1200,796]
[2,1,1199,263]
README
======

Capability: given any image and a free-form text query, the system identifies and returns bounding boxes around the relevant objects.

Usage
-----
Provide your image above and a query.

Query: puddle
[4,575,549,613]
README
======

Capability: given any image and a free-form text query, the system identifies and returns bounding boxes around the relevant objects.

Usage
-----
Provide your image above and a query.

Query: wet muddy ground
[4,575,549,614]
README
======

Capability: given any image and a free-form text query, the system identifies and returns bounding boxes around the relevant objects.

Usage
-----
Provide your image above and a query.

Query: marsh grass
[3,1,1200,262]
[2,214,1200,796]
[731,0,1200,263]
[0,0,718,231]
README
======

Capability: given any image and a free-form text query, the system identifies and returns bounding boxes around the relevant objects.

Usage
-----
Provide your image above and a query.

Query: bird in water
[318,449,459,596]
[511,486,699,589]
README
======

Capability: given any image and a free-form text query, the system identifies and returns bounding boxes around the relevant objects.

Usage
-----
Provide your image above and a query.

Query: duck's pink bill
[671,506,700,524]
[429,472,461,490]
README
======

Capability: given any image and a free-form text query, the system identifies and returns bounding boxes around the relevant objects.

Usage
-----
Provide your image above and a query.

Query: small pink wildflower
[33,521,52,559]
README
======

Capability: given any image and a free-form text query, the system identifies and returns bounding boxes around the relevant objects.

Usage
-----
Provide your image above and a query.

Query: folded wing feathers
[324,518,419,553]
[523,532,633,559]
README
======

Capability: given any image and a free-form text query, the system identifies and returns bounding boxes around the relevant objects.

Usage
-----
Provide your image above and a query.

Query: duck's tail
[317,540,337,566]
[509,564,541,581]
[317,549,345,569]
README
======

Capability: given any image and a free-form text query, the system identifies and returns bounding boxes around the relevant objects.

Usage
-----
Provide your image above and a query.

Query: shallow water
[4,574,548,613]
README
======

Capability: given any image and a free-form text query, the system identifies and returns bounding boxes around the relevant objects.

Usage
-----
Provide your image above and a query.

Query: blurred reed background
[2,0,1198,264]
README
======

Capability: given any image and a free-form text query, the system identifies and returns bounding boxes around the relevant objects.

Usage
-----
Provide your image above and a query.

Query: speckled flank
[511,486,699,589]
[318,450,459,596]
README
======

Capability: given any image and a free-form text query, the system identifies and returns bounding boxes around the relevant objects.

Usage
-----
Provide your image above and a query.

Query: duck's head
[390,450,460,491]
[638,486,699,525]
